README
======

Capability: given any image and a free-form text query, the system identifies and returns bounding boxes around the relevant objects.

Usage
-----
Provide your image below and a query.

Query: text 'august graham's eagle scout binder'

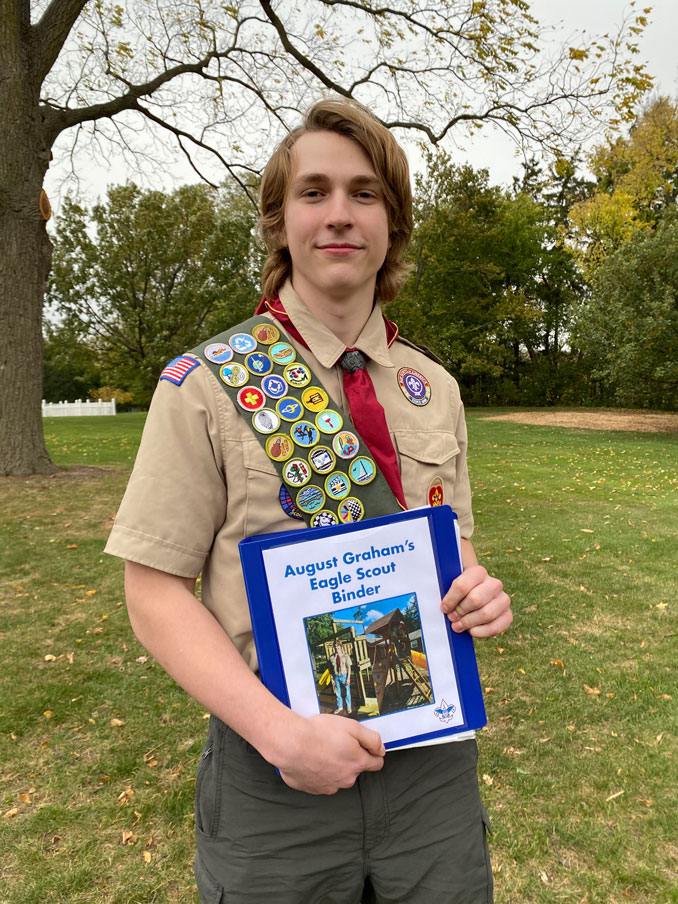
[239,505,486,750]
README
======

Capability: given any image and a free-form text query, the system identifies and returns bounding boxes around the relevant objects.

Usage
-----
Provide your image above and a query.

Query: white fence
[42,398,117,417]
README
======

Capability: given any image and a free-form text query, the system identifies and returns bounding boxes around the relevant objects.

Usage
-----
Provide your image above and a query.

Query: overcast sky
[44,1,677,208]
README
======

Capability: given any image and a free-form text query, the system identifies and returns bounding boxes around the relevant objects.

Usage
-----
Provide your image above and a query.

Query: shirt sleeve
[104,361,227,578]
[448,377,474,539]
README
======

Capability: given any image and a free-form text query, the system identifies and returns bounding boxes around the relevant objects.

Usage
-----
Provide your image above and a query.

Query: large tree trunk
[0,0,57,475]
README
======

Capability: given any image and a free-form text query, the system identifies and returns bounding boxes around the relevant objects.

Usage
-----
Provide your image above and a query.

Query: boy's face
[282,130,390,304]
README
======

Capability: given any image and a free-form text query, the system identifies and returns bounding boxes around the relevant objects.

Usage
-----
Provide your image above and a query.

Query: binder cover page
[259,511,476,746]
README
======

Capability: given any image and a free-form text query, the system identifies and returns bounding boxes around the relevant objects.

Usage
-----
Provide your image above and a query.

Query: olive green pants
[195,717,493,904]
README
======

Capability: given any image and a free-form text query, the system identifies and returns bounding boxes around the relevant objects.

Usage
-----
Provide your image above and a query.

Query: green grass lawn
[1,411,676,903]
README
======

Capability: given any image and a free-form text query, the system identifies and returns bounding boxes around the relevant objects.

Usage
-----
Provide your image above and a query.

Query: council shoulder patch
[160,356,200,386]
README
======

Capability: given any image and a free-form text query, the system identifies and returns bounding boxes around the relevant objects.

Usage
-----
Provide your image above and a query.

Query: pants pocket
[195,853,223,904]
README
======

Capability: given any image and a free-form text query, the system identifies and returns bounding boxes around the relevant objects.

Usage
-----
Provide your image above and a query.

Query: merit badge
[269,342,297,365]
[332,430,360,460]
[229,333,258,355]
[252,408,280,435]
[283,459,311,487]
[397,367,431,406]
[310,510,339,528]
[276,397,303,422]
[308,445,336,475]
[237,386,265,412]
[291,420,319,447]
[315,409,343,434]
[301,386,329,413]
[325,471,351,501]
[283,363,311,388]
[279,484,304,521]
[349,456,376,486]
[338,497,364,523]
[252,323,280,345]
[296,485,326,514]
[219,362,248,387]
[204,343,233,365]
[261,374,287,400]
[244,352,273,376]
[159,356,199,386]
[428,477,444,507]
[265,434,294,462]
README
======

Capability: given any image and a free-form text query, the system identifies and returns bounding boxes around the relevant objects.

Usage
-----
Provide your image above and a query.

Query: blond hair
[259,97,413,303]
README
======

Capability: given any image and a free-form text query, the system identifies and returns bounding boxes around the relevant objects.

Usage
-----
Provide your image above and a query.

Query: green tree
[569,97,678,272]
[47,181,261,406]
[305,614,336,652]
[42,321,102,403]
[391,153,577,404]
[573,216,678,409]
[1,0,653,474]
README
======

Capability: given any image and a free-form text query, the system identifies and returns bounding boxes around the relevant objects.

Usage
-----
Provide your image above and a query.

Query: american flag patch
[159,356,200,386]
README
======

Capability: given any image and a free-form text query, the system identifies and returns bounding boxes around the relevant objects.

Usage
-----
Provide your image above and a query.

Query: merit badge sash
[190,317,403,528]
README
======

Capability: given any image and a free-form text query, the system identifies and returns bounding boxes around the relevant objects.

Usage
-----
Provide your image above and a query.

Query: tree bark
[0,0,57,474]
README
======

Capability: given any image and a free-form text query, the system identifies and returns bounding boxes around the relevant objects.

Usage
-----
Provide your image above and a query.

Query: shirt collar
[278,281,394,369]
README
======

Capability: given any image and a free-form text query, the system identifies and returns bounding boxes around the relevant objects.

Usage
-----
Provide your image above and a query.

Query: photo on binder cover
[303,592,433,721]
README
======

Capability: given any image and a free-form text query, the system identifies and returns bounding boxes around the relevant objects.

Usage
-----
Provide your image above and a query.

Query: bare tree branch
[33,0,89,86]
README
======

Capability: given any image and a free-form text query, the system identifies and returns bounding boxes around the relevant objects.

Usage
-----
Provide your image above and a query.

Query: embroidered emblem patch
[261,374,287,399]
[315,409,343,434]
[428,477,444,507]
[269,342,297,365]
[308,446,336,474]
[296,485,326,514]
[325,471,351,500]
[252,409,280,435]
[159,356,199,386]
[279,484,304,520]
[204,343,233,364]
[397,367,431,406]
[332,431,360,460]
[244,352,273,376]
[266,434,294,462]
[283,459,311,487]
[291,421,319,447]
[338,497,364,523]
[229,333,257,354]
[276,398,304,422]
[252,323,280,345]
[301,386,329,413]
[236,386,265,412]
[219,362,248,387]
[310,510,339,528]
[284,363,311,388]
[349,456,376,486]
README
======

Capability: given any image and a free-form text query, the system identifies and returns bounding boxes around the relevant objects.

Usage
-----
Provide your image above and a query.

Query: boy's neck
[289,278,375,348]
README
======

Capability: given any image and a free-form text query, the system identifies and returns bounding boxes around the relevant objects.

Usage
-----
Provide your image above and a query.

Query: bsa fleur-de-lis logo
[434,699,456,723]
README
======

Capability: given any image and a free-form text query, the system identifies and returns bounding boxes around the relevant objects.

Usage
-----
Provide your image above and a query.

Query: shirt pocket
[242,440,302,535]
[394,430,460,510]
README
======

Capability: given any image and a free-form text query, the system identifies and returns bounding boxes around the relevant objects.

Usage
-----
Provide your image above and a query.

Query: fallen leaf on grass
[580,529,594,534]
[550,659,564,667]
[18,793,31,803]
[636,798,653,807]
[44,654,56,662]
[538,737,550,743]
[117,787,134,805]
[584,685,601,696]
[606,790,624,802]
[143,850,152,863]
[121,830,138,845]
[2,808,19,819]
[86,589,97,596]
[43,710,53,718]
[110,718,125,728]
[538,869,551,884]
[482,774,493,786]
[136,656,149,664]
[657,694,672,701]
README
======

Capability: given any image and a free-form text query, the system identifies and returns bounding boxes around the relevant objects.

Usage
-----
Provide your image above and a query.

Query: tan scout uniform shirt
[105,283,474,673]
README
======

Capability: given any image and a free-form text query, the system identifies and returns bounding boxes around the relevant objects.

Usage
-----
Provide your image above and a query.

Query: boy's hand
[275,714,385,795]
[441,565,512,638]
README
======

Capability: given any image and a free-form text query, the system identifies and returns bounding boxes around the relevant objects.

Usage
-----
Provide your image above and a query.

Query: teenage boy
[106,97,512,903]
